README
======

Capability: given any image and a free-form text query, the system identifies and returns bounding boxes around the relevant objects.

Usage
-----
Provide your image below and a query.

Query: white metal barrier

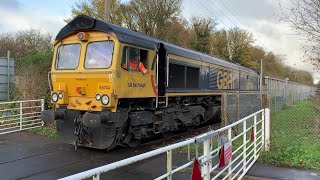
[61,109,270,180]
[0,99,44,135]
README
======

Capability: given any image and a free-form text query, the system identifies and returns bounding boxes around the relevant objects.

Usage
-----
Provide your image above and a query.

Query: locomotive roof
[56,15,258,74]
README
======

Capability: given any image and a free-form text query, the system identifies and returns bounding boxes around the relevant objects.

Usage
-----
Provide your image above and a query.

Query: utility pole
[260,59,263,93]
[226,31,232,61]
[260,59,263,108]
[7,50,10,100]
[104,0,110,23]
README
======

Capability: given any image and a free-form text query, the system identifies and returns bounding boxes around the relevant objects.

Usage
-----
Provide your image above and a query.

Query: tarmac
[0,131,319,180]
[246,162,320,180]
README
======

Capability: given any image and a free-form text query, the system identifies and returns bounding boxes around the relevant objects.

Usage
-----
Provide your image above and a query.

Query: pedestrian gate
[61,109,270,180]
[0,99,44,135]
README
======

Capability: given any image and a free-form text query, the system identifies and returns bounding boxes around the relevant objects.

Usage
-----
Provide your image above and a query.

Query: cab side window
[139,49,148,68]
[121,47,128,70]
[121,46,149,74]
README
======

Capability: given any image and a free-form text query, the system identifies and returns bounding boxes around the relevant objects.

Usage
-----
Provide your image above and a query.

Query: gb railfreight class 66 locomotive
[42,15,260,150]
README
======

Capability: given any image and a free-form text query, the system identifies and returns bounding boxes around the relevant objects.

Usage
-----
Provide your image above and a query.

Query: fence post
[274,95,276,112]
[19,102,23,130]
[167,150,172,180]
[203,139,210,180]
[187,144,191,161]
[242,120,247,174]
[41,99,44,111]
[237,92,240,120]
[264,108,270,151]
[253,115,257,159]
[92,174,100,180]
[7,50,10,100]
[261,110,265,150]
[228,128,232,179]
[221,93,227,126]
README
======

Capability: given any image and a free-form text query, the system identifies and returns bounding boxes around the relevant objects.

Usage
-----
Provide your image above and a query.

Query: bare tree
[0,29,52,60]
[280,0,320,68]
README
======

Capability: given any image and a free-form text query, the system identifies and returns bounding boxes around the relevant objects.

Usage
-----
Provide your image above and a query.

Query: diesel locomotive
[42,15,260,150]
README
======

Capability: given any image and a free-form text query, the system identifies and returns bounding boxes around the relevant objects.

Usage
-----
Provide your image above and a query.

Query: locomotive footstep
[127,139,141,148]
[123,133,141,148]
[161,131,173,140]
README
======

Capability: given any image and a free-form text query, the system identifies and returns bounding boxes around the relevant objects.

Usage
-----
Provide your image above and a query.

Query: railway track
[142,122,221,148]
[0,123,221,179]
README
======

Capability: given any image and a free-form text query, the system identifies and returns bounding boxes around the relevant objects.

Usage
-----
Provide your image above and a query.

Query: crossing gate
[0,99,44,135]
[61,109,270,180]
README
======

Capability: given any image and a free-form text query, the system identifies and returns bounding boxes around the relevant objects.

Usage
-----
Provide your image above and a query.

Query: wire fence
[221,76,319,169]
[265,76,317,113]
[261,94,320,169]
[221,92,262,136]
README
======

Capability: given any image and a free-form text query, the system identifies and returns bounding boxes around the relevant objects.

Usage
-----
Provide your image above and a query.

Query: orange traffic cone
[191,158,202,180]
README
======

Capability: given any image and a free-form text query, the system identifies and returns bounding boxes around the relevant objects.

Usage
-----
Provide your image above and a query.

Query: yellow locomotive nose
[51,69,115,112]
[75,87,86,95]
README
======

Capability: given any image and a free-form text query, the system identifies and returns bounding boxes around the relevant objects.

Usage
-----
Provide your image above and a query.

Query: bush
[14,48,53,107]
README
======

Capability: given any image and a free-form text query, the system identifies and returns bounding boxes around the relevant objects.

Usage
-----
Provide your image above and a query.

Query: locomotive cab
[43,15,167,149]
[49,31,121,149]
[51,31,117,112]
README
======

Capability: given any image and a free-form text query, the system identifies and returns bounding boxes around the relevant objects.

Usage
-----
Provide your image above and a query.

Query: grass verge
[259,99,320,170]
[27,124,57,138]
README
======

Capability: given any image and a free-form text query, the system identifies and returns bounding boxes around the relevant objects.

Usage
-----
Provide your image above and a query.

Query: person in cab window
[86,42,112,68]
[122,49,148,74]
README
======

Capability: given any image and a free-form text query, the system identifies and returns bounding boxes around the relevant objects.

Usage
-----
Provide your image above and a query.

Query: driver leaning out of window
[122,49,148,74]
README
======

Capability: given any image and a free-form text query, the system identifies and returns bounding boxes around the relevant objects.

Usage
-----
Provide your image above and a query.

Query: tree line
[67,0,314,84]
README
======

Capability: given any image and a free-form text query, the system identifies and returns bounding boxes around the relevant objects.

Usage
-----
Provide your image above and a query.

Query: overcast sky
[0,0,319,83]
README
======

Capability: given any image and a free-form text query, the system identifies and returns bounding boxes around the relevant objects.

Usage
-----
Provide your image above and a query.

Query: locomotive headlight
[58,93,63,99]
[101,95,109,105]
[95,94,101,101]
[52,93,58,102]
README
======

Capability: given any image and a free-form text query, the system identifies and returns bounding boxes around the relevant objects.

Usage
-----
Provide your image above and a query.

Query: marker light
[78,32,89,41]
[95,94,101,101]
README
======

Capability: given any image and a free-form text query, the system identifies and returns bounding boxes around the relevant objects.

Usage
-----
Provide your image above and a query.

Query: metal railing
[60,108,270,180]
[0,99,44,135]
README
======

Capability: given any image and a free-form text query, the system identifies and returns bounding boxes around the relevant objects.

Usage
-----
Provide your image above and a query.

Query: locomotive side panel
[208,66,239,91]
[114,44,157,98]
[239,70,260,91]
[167,54,243,93]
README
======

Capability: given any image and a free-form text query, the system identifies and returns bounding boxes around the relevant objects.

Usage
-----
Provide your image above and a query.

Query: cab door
[157,43,167,97]
[118,46,155,98]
